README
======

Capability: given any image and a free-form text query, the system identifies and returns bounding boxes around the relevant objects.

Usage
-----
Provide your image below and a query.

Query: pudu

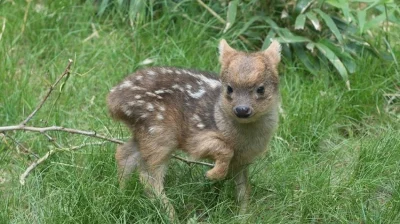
[107,39,281,217]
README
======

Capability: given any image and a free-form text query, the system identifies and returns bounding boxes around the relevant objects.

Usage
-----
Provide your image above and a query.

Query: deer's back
[107,67,222,136]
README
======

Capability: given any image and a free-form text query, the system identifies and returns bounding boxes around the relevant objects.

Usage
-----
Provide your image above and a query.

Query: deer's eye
[256,86,265,95]
[227,85,233,94]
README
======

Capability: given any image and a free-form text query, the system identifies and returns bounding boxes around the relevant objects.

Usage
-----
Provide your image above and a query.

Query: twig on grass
[0,125,125,145]
[173,155,213,167]
[20,59,73,126]
[196,0,225,24]
[19,148,55,185]
[2,132,38,158]
[19,141,108,185]
[1,59,213,185]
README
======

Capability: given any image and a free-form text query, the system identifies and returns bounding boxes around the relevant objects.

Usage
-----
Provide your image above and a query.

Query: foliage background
[0,0,399,223]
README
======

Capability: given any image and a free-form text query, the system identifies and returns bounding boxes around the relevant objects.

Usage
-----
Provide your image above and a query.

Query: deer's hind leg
[136,129,177,220]
[115,139,142,189]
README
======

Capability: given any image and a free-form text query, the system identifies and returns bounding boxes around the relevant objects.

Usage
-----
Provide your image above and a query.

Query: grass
[1,1,399,223]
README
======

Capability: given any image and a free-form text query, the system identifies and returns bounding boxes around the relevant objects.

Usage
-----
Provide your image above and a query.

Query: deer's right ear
[219,39,235,64]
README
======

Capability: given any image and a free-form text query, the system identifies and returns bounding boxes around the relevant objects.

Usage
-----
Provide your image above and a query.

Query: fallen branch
[173,156,213,167]
[1,59,213,185]
[0,125,124,145]
[20,59,73,126]
[19,142,108,185]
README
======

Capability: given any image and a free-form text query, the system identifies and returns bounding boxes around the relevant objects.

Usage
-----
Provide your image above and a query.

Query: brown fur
[107,39,281,219]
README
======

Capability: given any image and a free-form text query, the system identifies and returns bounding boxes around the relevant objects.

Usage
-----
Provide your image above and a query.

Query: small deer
[107,39,281,219]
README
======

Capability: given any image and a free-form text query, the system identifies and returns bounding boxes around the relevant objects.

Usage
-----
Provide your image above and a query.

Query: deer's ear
[219,39,236,64]
[263,40,281,66]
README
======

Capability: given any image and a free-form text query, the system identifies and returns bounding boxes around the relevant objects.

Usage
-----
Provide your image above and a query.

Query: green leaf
[295,0,313,14]
[264,17,280,30]
[306,11,321,31]
[262,30,276,50]
[293,43,320,75]
[365,13,387,30]
[315,42,350,89]
[295,14,306,30]
[276,29,310,43]
[319,39,356,74]
[314,9,343,43]
[236,16,265,36]
[224,0,238,33]
[357,9,367,34]
[325,0,344,8]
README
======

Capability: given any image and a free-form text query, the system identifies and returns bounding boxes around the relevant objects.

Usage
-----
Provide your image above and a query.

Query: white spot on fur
[166,69,173,74]
[122,105,133,116]
[156,95,163,99]
[127,101,136,106]
[147,70,157,76]
[156,113,164,120]
[165,89,174,94]
[140,113,149,119]
[119,80,133,90]
[110,87,116,93]
[154,90,165,94]
[192,114,201,122]
[148,126,156,134]
[186,72,221,89]
[146,92,158,97]
[135,76,143,81]
[136,100,145,105]
[160,68,167,74]
[185,84,192,90]
[134,95,142,99]
[172,84,184,92]
[146,103,154,112]
[148,126,162,134]
[176,70,182,75]
[187,88,206,99]
[158,105,166,111]
[131,86,146,91]
[197,123,205,129]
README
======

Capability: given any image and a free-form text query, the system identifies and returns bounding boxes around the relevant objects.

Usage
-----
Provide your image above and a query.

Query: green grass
[1,1,399,223]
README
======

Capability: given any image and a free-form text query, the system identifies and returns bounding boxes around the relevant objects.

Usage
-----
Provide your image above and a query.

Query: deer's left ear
[263,40,281,66]
[219,39,236,64]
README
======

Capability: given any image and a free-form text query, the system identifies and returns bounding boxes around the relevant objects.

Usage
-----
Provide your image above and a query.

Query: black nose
[234,106,252,118]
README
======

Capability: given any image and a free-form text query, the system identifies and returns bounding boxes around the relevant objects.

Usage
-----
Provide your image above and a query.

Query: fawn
[107,39,281,219]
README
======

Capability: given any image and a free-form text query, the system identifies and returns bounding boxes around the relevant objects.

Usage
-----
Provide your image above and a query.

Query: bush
[92,0,400,89]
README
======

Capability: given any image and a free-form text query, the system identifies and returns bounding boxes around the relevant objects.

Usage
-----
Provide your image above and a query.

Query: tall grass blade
[98,0,109,16]
[224,0,238,33]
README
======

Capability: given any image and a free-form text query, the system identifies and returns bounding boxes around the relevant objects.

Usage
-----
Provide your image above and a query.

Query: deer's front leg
[234,167,250,214]
[186,131,234,180]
